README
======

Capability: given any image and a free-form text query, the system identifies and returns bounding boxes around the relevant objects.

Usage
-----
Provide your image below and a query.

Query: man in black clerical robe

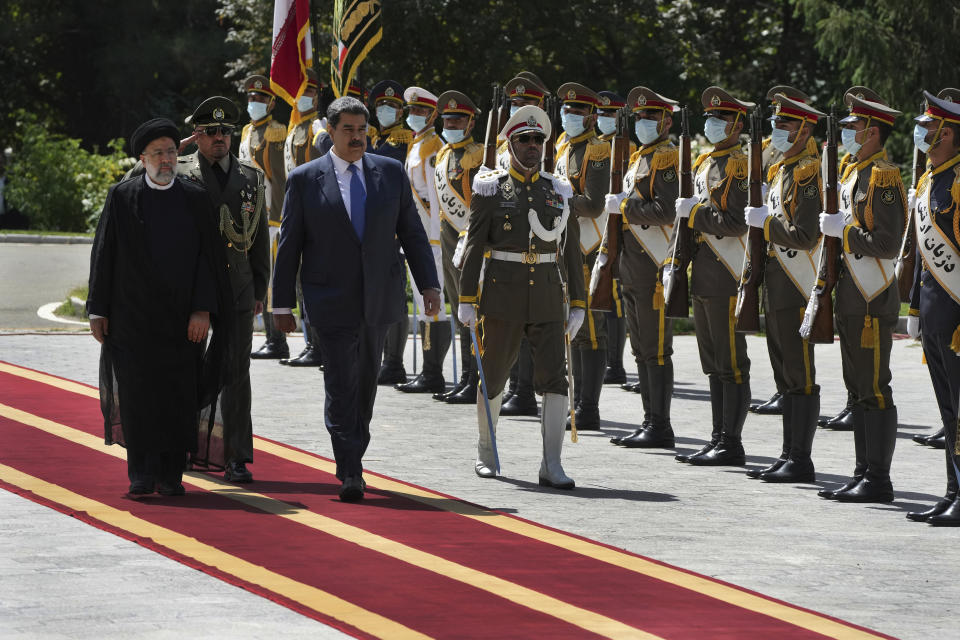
[87,118,232,496]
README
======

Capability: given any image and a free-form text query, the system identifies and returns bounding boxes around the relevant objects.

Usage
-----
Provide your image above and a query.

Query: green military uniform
[677,86,754,466]
[240,75,289,358]
[819,92,906,503]
[747,95,825,482]
[614,87,680,449]
[554,83,610,430]
[458,105,585,488]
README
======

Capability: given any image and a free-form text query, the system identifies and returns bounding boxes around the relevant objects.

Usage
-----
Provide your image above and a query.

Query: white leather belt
[489,250,557,264]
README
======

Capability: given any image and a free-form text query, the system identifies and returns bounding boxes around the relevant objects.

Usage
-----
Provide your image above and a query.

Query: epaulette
[422,134,444,158]
[584,138,610,162]
[869,159,903,188]
[497,139,509,153]
[793,156,820,184]
[724,149,748,180]
[540,171,573,200]
[805,136,820,157]
[264,120,287,143]
[459,143,483,170]
[241,123,252,141]
[387,128,413,146]
[650,146,679,172]
[238,157,264,176]
[472,168,508,196]
[692,152,711,172]
[761,137,771,151]
[435,145,452,165]
[628,150,642,166]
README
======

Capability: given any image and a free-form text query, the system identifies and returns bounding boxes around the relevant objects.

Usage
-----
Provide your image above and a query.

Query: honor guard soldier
[457,105,585,488]
[554,82,611,430]
[185,97,270,483]
[281,69,324,367]
[498,73,549,170]
[595,90,631,386]
[744,95,825,482]
[674,87,754,466]
[905,90,960,524]
[431,88,486,404]
[241,75,290,360]
[606,87,680,449]
[366,80,416,386]
[817,92,906,503]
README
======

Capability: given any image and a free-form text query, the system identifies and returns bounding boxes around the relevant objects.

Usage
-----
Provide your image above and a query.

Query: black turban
[130,118,180,157]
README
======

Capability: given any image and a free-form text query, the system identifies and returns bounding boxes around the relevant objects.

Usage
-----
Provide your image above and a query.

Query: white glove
[675,196,699,219]
[566,308,585,339]
[745,205,770,229]
[906,315,920,339]
[760,182,769,202]
[907,187,917,212]
[605,192,626,214]
[819,212,845,238]
[457,303,476,327]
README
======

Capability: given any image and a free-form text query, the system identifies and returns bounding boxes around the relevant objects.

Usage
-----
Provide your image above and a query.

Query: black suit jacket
[273,151,439,327]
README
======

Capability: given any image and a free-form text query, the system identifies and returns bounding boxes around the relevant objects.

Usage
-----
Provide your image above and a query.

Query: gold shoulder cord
[219,172,264,253]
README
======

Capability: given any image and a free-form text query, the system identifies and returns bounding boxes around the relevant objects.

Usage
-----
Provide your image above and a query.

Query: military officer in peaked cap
[606,86,680,450]
[498,74,550,170]
[673,86,754,467]
[554,82,611,431]
[241,75,290,360]
[458,105,585,488]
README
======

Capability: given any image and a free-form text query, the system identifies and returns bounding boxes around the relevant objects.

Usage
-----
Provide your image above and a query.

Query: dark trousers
[127,448,185,486]
[922,330,960,487]
[316,323,388,480]
[221,308,254,464]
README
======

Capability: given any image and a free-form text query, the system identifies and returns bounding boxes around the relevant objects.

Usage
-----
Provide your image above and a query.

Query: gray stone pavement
[0,243,91,329]
[0,330,953,639]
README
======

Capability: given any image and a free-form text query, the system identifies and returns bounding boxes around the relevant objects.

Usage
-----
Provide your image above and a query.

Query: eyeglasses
[201,126,234,136]
[144,148,178,159]
[515,134,545,145]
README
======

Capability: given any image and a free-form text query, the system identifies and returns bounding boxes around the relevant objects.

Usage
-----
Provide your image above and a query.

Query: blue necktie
[347,164,366,240]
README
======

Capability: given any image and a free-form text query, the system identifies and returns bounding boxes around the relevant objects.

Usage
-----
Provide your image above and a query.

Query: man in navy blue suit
[273,96,441,502]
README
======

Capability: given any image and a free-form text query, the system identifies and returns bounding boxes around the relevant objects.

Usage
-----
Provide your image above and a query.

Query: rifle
[734,106,766,332]
[483,83,503,170]
[896,145,925,301]
[664,105,693,318]
[800,106,840,343]
[543,95,560,173]
[590,106,630,311]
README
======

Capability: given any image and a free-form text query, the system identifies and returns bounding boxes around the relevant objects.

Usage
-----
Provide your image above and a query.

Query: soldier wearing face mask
[673,86,754,467]
[744,95,825,483]
[554,82,611,431]
[241,75,290,360]
[368,79,412,163]
[497,73,550,170]
[605,87,679,450]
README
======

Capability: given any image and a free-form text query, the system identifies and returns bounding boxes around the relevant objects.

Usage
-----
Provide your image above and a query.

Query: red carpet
[0,361,892,640]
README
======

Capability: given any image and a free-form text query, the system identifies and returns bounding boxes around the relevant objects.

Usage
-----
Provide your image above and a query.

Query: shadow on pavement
[494,476,678,502]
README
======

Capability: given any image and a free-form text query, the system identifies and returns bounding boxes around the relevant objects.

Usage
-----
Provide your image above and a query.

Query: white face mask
[509,105,520,117]
[634,119,660,144]
[597,115,617,136]
[442,128,466,144]
[704,116,729,144]
[913,123,932,153]
[247,101,268,121]
[406,114,428,132]
[770,126,795,153]
[840,127,862,156]
[376,105,398,128]
[297,96,315,113]
[561,112,587,138]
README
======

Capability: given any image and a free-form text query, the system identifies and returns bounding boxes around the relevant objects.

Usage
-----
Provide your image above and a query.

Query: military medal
[503,214,512,231]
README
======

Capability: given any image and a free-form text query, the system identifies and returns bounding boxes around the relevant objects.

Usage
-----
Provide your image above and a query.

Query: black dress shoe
[926,433,947,449]
[157,482,186,496]
[746,458,785,479]
[566,407,601,431]
[621,425,675,448]
[444,383,477,404]
[818,476,863,499]
[281,346,324,367]
[395,373,445,394]
[820,406,853,430]
[676,441,716,463]
[611,427,645,445]
[833,477,894,503]
[339,475,366,502]
[928,497,960,526]
[377,365,407,385]
[906,498,953,522]
[749,392,783,415]
[687,439,745,466]
[224,461,253,483]
[250,342,289,360]
[127,480,154,495]
[761,459,815,483]
[603,366,627,384]
[620,382,638,392]
[500,393,538,416]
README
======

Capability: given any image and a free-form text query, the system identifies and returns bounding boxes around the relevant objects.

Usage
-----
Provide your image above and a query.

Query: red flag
[270,0,313,107]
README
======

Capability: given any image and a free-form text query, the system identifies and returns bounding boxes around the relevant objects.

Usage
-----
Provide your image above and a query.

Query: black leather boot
[612,364,651,444]
[281,325,324,367]
[621,360,642,392]
[928,497,960,526]
[763,394,818,483]
[435,327,470,400]
[603,313,627,384]
[835,407,897,503]
[503,358,519,406]
[378,318,408,384]
[747,393,791,479]
[690,381,749,466]
[568,348,605,430]
[820,396,854,430]
[622,361,675,448]
[396,321,449,393]
[677,375,722,463]
[909,434,959,521]
[502,339,537,416]
[749,391,784,415]
[566,348,583,428]
[913,426,944,446]
[926,430,947,449]
[819,407,867,499]
[445,329,477,404]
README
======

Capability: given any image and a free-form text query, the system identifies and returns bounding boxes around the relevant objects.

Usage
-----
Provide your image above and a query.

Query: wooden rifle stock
[735,107,766,333]
[590,107,629,311]
[804,109,840,344]
[482,84,502,170]
[664,106,693,318]
[897,146,925,301]
[543,95,558,173]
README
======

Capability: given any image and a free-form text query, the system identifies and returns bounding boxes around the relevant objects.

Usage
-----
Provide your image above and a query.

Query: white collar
[329,147,364,174]
[144,172,175,191]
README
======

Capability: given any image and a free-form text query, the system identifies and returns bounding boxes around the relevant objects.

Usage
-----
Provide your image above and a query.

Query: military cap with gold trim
[843,86,885,106]
[504,76,547,104]
[937,88,960,103]
[627,86,679,113]
[557,82,600,110]
[770,94,824,124]
[516,71,549,93]
[403,86,438,110]
[597,91,626,113]
[243,74,274,97]
[185,96,241,127]
[437,90,480,119]
[915,90,960,125]
[701,86,755,116]
[765,85,810,103]
[500,105,551,140]
[369,79,404,106]
[840,93,900,126]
